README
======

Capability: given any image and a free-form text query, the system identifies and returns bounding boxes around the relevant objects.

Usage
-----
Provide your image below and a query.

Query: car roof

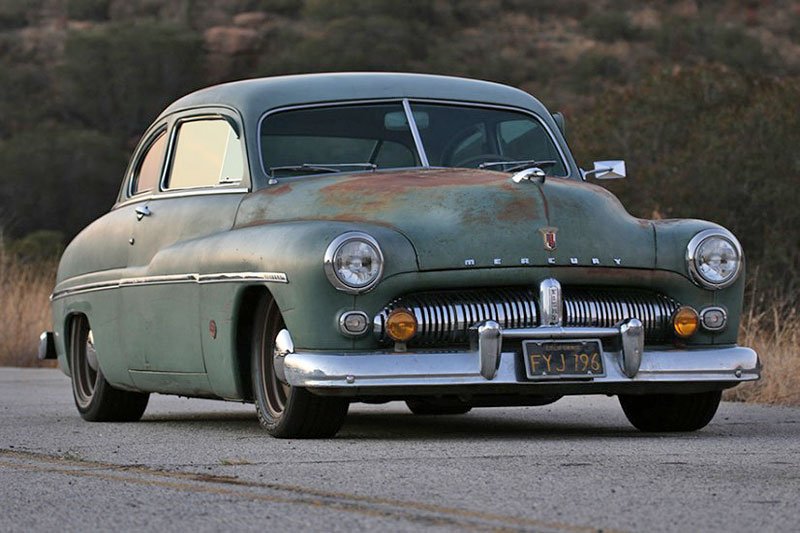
[158,72,552,119]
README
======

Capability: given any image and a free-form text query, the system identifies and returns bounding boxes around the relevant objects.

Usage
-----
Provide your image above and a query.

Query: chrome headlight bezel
[686,229,743,290]
[323,232,384,294]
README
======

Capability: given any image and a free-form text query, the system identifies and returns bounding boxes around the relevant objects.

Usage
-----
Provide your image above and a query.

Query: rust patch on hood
[316,168,506,209]
[267,183,293,196]
[314,168,540,223]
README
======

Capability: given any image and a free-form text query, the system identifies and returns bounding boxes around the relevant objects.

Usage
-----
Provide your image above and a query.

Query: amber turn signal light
[386,308,417,342]
[672,306,699,338]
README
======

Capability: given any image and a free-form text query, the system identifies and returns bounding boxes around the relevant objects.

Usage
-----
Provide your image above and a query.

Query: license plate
[523,340,604,379]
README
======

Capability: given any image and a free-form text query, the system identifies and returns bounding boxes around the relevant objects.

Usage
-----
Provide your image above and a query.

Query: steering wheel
[451,154,515,169]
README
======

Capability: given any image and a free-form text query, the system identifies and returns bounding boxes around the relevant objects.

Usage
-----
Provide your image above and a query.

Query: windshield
[260,101,567,177]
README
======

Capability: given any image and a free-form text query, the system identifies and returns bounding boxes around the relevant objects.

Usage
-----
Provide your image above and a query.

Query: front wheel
[69,315,149,422]
[618,391,722,432]
[251,298,348,438]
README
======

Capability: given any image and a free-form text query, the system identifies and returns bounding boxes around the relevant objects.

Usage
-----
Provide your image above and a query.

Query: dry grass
[724,303,800,406]
[0,243,797,405]
[0,247,57,367]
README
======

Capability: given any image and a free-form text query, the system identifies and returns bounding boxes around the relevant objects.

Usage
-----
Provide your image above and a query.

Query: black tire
[406,399,472,415]
[618,391,722,432]
[251,297,349,438]
[69,315,149,422]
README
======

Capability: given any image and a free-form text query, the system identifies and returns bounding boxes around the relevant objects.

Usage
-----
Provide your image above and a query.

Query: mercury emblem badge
[539,227,558,251]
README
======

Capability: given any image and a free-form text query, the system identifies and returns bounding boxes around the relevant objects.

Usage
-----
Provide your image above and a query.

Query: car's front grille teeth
[374,287,679,346]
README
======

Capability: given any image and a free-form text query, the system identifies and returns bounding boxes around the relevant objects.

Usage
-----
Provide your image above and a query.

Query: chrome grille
[374,288,538,345]
[562,288,678,342]
[374,287,679,345]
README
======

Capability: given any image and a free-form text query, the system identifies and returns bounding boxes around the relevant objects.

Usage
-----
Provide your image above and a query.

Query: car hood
[235,168,655,271]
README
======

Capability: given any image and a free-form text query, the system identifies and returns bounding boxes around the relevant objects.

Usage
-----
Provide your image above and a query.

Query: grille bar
[374,287,679,345]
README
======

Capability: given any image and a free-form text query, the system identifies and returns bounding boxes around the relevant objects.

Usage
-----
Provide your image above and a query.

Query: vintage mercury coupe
[41,73,759,438]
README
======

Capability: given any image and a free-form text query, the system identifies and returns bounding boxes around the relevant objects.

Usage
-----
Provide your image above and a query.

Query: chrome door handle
[135,206,152,220]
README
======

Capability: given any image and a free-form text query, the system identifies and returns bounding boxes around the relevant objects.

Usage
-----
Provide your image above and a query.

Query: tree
[59,21,205,139]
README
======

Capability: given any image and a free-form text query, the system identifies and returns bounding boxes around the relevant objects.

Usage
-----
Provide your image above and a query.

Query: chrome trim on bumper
[38,331,57,360]
[283,322,759,391]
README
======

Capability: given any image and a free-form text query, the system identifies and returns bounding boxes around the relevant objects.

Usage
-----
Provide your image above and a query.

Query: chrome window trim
[685,228,744,290]
[161,113,247,192]
[402,98,430,167]
[113,187,250,210]
[257,98,571,181]
[51,271,288,301]
[127,126,170,198]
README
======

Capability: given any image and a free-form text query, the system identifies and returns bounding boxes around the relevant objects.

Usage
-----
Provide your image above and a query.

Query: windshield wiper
[478,159,557,172]
[269,162,377,175]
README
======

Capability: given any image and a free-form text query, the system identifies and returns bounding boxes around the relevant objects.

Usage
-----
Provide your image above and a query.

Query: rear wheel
[619,391,722,432]
[251,298,348,438]
[406,399,472,415]
[69,315,149,422]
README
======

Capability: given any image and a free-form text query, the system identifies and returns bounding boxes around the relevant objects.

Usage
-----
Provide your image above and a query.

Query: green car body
[44,73,759,436]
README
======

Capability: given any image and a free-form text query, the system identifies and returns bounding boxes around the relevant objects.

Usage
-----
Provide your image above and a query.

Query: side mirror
[581,160,626,180]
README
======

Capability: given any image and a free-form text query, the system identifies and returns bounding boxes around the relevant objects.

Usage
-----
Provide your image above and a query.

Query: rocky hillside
[1,0,799,296]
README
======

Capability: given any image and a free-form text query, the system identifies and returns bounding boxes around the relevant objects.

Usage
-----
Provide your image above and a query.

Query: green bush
[0,126,127,239]
[0,62,52,138]
[655,17,776,74]
[570,66,800,298]
[67,0,109,21]
[573,52,624,84]
[59,21,204,138]
[0,0,39,30]
[584,11,641,41]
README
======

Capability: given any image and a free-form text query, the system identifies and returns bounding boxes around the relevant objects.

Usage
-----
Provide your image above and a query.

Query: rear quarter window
[130,131,167,195]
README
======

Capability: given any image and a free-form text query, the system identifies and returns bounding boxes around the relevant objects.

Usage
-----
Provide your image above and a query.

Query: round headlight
[324,232,384,293]
[686,229,743,290]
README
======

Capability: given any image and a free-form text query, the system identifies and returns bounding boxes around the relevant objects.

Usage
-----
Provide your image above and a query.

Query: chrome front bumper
[280,320,760,395]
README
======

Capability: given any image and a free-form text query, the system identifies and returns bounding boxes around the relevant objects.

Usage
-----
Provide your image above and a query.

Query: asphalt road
[1,368,799,533]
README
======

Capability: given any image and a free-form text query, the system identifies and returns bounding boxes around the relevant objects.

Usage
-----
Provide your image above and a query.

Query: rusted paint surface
[235,168,657,271]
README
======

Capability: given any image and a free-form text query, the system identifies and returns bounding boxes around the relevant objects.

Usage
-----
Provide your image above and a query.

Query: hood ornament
[512,167,546,183]
[539,227,558,251]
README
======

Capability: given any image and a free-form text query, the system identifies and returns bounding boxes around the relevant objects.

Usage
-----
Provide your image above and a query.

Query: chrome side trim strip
[198,272,289,284]
[119,274,197,287]
[51,271,288,301]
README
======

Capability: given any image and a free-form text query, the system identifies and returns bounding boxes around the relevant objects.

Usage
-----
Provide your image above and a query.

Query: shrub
[570,66,800,303]
[0,126,126,239]
[67,0,109,21]
[0,0,40,30]
[59,21,204,138]
[584,11,641,41]
[655,17,776,74]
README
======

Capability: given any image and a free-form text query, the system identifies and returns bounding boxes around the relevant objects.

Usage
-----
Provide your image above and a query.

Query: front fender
[654,219,745,344]
[145,220,418,349]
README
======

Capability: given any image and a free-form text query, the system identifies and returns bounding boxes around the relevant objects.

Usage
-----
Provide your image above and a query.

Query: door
[121,113,248,378]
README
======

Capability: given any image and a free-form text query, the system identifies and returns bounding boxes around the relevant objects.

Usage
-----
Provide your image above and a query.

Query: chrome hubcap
[72,320,99,409]
[262,312,290,418]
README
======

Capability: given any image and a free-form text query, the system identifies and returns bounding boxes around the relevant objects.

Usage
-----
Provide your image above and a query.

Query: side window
[166,119,243,190]
[131,131,167,195]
